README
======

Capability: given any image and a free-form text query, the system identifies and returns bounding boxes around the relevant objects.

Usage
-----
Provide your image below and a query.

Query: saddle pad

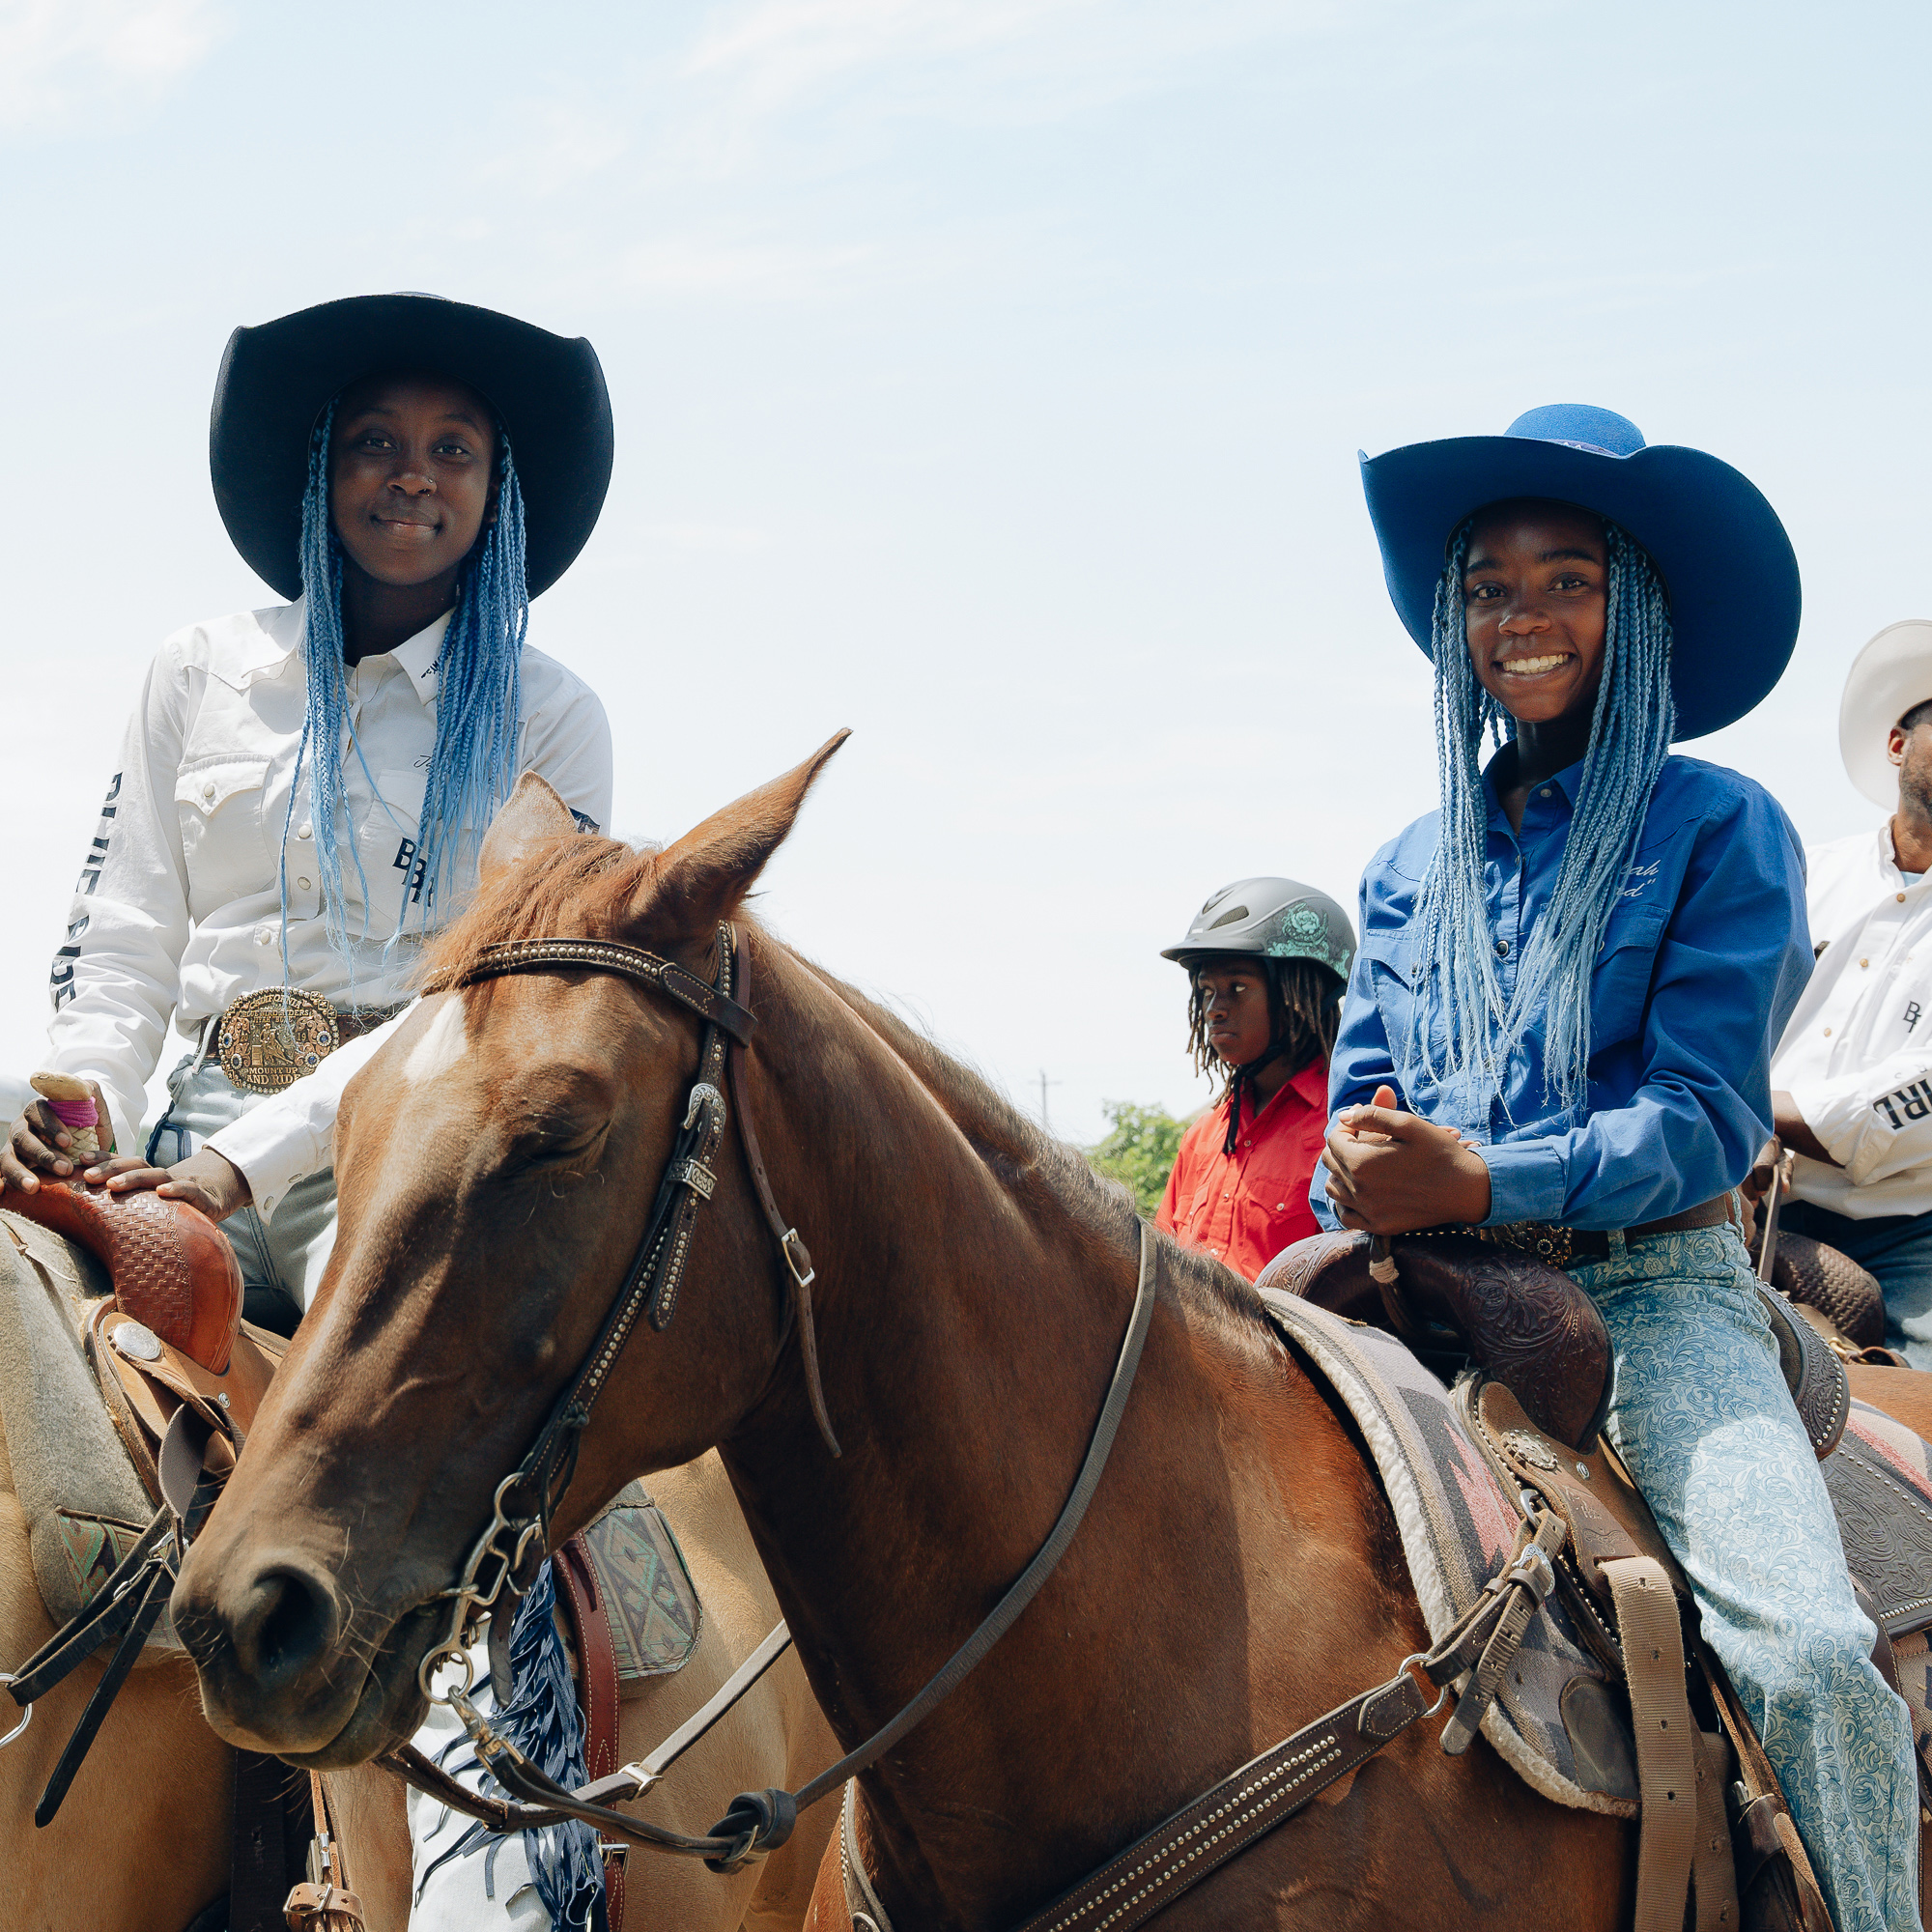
[580,1483,702,1685]
[1822,1401,1932,1641]
[0,1209,176,1652]
[1260,1289,1637,1818]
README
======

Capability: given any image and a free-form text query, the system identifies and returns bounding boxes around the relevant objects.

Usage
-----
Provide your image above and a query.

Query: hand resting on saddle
[3,1083,250,1222]
[1,1078,116,1193]
[1321,1082,1493,1233]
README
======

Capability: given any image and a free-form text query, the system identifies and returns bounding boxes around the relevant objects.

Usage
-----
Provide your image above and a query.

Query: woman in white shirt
[1,293,615,1335]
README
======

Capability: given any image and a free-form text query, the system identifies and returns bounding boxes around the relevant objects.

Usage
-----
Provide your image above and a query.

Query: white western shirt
[1772,822,1932,1217]
[42,599,612,1210]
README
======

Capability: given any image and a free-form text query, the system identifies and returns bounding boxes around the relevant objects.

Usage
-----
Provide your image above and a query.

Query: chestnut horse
[166,739,1931,1930]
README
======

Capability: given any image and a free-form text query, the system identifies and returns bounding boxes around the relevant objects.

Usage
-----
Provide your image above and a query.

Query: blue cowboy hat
[1359,403,1801,740]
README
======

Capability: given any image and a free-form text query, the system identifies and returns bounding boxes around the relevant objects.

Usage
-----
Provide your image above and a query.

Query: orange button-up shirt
[1155,1058,1329,1280]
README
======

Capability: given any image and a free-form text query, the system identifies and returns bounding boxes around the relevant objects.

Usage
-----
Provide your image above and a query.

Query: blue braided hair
[1406,518,1675,1117]
[279,398,528,976]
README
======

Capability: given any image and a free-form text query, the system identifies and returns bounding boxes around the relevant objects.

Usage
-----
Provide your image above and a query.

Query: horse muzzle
[172,1542,435,1763]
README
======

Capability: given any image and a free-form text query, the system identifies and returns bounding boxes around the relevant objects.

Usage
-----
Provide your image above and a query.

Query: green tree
[1086,1099,1192,1218]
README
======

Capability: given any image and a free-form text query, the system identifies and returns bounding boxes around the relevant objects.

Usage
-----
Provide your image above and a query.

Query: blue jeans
[1569,1224,1921,1932]
[1781,1198,1932,1370]
[146,1056,336,1334]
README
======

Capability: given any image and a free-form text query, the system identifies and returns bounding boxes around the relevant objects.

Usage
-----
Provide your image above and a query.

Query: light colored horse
[0,1257,832,1932]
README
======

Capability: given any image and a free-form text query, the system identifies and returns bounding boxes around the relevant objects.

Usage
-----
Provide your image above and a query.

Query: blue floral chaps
[1568,1226,1921,1932]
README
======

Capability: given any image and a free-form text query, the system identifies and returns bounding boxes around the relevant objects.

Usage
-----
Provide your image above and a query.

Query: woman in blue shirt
[1317,406,1918,1932]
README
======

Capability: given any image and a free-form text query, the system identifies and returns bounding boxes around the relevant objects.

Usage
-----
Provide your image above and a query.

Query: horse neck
[724,933,1154,1561]
[714,936,1354,1917]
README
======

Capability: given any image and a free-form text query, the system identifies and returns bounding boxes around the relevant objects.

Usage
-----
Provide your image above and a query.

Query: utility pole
[1037,1068,1062,1133]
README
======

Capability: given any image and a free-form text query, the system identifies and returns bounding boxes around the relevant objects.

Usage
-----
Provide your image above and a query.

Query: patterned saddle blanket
[1260,1288,1640,1815]
[579,1483,702,1684]
[1260,1286,1932,1815]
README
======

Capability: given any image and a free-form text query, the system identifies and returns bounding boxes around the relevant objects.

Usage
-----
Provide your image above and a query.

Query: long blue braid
[1406,519,1675,1118]
[279,400,528,976]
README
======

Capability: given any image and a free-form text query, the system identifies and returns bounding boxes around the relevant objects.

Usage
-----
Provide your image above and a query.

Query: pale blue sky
[4,0,1930,1141]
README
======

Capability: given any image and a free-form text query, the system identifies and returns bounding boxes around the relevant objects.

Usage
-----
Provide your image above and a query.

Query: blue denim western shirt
[1313,752,1812,1233]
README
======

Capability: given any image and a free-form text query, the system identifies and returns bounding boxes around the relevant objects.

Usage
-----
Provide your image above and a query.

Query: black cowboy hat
[210,293,613,601]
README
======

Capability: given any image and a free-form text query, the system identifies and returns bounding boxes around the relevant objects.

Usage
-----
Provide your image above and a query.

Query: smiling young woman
[1314,405,1919,1930]
[0,293,618,1929]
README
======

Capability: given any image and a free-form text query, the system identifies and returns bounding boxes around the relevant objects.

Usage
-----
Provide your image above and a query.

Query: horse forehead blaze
[399,996,469,1087]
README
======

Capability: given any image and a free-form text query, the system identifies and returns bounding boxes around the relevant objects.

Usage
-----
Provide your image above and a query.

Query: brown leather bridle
[410,923,838,1715]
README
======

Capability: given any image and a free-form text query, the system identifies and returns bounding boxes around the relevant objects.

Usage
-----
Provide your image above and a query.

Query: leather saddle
[6,1176,242,1373]
[1769,1231,1893,1357]
[1260,1229,1850,1461]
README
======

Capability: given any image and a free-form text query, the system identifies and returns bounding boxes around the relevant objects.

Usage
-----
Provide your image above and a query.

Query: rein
[390,923,1161,1873]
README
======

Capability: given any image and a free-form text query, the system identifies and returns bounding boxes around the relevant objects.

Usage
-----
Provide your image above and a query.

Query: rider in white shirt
[3,296,615,1344]
[1773,619,1932,1365]
[1,294,621,1930]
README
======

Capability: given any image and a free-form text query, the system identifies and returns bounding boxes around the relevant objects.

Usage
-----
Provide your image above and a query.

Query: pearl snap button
[255,928,273,946]
[297,876,312,891]
[298,822,313,840]
[201,782,215,802]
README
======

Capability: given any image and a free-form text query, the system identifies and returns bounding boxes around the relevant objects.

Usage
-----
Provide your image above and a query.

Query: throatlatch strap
[1604,1556,1697,1932]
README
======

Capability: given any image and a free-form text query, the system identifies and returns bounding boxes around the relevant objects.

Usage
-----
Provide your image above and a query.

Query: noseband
[413,922,839,1707]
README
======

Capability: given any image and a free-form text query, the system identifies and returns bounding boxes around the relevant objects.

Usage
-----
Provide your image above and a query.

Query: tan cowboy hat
[1840,620,1932,806]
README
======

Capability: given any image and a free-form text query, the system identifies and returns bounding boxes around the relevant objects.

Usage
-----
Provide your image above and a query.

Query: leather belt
[211,991,407,1095]
[1451,1196,1735,1269]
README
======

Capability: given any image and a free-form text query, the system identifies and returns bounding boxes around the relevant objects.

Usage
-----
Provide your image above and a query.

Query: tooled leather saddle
[7,1176,243,1374]
[1262,1228,1851,1460]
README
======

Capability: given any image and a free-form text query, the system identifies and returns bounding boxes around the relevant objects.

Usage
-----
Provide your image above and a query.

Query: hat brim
[1838,620,1932,807]
[1359,436,1801,740]
[210,294,613,601]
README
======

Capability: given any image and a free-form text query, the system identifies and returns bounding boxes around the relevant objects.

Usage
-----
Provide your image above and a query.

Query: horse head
[172,732,849,1764]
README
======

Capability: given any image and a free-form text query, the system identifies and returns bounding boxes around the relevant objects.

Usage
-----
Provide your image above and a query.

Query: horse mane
[422,832,1267,1334]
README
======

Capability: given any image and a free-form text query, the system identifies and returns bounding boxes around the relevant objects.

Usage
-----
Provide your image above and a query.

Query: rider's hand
[0,1081,116,1195]
[1322,1084,1493,1235]
[80,1149,252,1222]
[1772,1092,1839,1168]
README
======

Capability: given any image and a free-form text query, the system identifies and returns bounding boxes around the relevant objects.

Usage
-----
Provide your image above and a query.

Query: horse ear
[639,730,850,950]
[479,773,580,887]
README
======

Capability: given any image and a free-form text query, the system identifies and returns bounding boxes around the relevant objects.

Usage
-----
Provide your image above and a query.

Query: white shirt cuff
[204,1103,327,1220]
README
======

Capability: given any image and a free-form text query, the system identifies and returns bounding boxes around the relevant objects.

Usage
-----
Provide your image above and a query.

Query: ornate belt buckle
[216,989,340,1094]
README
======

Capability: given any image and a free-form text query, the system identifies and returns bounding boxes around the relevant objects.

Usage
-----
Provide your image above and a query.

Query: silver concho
[111,1321,163,1363]
[1501,1428,1560,1473]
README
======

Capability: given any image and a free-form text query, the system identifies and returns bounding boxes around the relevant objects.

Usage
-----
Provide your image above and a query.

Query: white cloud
[677,0,1340,148]
[0,0,217,131]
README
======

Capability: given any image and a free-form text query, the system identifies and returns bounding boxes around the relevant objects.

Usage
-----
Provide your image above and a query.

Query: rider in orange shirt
[1155,878,1356,1278]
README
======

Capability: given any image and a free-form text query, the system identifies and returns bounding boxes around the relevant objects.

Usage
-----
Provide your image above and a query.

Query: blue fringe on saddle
[420,1559,606,1929]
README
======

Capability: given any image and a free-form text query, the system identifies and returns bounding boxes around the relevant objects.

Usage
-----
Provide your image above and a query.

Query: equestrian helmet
[1160,877,1355,981]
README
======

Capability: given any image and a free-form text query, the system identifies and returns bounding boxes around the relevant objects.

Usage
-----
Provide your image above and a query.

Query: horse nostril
[229,1563,342,1688]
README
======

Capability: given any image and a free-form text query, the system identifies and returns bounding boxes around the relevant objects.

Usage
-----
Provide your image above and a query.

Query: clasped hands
[0,1081,251,1221]
[1321,1084,1493,1234]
